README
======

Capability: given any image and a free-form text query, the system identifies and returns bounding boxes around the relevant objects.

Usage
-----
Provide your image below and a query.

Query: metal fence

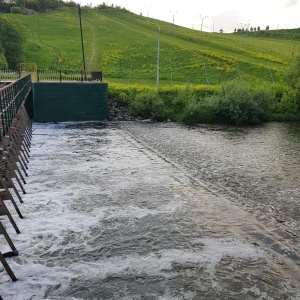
[0,70,20,81]
[0,69,102,82]
[0,74,32,140]
[37,70,102,82]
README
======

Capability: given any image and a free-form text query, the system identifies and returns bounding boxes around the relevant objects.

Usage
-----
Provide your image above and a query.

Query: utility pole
[169,11,178,24]
[284,24,289,39]
[78,5,86,81]
[156,27,160,90]
[199,15,208,38]
[200,15,208,31]
[238,22,249,48]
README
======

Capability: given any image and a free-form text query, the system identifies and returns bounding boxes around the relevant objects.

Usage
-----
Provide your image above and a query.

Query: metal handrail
[0,74,32,141]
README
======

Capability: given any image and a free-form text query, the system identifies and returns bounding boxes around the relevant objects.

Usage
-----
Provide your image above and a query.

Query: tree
[0,0,10,13]
[266,25,270,30]
[219,28,223,33]
[0,16,27,68]
[257,26,261,31]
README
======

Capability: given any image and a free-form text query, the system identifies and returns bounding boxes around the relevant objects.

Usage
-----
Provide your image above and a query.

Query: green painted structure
[32,82,108,122]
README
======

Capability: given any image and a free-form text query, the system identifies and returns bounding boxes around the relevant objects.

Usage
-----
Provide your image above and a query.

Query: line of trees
[0,0,124,13]
[0,0,79,13]
[234,25,270,33]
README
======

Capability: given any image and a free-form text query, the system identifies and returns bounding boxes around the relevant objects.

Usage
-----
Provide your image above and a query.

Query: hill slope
[4,7,300,86]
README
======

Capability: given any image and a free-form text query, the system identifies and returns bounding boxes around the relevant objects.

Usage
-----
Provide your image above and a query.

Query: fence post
[236,63,242,79]
[60,70,62,82]
[268,67,274,83]
[203,63,209,86]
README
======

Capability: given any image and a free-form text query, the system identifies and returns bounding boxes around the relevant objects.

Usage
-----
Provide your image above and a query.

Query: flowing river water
[4,121,299,299]
[120,121,300,229]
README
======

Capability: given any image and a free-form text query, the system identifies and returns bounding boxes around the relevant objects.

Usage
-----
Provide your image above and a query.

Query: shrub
[197,95,220,123]
[172,87,196,119]
[252,88,274,121]
[108,82,276,124]
[272,86,299,120]
[217,80,273,124]
[169,86,220,124]
[10,6,22,14]
[130,90,166,121]
[108,84,156,107]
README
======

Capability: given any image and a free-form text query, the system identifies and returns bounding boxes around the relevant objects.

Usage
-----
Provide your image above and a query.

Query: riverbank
[0,122,299,299]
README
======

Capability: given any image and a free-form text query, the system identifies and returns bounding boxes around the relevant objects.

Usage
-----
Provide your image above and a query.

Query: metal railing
[37,70,102,82]
[0,70,20,81]
[0,74,32,140]
[0,69,102,82]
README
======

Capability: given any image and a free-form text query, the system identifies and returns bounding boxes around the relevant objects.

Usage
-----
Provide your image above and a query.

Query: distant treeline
[0,0,74,13]
[233,27,300,40]
[0,0,125,13]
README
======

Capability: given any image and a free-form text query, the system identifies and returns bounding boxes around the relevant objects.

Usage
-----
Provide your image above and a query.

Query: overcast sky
[78,0,300,33]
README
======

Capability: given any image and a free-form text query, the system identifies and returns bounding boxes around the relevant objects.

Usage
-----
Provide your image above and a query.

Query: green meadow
[2,6,300,124]
[4,7,299,87]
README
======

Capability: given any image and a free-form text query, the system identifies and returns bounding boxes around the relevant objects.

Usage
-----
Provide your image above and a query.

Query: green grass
[3,7,300,87]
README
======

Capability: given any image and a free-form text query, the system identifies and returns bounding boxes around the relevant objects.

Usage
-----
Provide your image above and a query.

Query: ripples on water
[35,122,300,299]
[121,121,300,229]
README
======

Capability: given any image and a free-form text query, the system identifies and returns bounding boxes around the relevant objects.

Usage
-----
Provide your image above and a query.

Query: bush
[252,88,274,121]
[217,80,273,124]
[10,6,23,14]
[108,82,276,124]
[172,87,196,119]
[163,86,220,124]
[272,86,299,120]
[130,90,166,121]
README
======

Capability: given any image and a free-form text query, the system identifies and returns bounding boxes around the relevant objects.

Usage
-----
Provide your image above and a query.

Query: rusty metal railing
[0,74,32,140]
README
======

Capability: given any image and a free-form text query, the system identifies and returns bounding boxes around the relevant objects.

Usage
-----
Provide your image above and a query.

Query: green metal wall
[33,82,108,122]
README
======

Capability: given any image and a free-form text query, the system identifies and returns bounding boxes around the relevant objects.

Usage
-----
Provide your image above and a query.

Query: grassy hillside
[3,7,300,87]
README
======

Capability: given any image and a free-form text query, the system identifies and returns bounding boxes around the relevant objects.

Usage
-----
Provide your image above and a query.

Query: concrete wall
[33,82,108,122]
